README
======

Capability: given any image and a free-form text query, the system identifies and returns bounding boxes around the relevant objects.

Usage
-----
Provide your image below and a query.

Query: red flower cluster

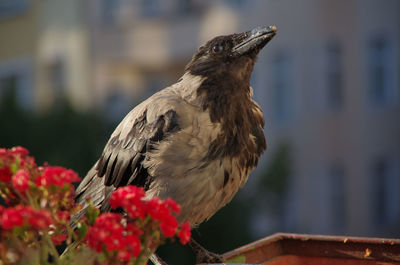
[0,147,81,209]
[108,186,191,241]
[0,147,29,182]
[8,146,29,156]
[51,233,67,246]
[0,146,191,264]
[36,166,81,187]
[0,147,80,252]
[86,186,191,262]
[12,169,30,193]
[109,186,146,218]
[0,166,12,182]
[86,213,142,261]
[0,205,53,230]
[178,221,191,244]
[55,210,70,223]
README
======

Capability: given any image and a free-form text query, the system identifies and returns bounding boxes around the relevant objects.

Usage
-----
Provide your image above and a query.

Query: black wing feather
[75,108,180,212]
[102,109,180,188]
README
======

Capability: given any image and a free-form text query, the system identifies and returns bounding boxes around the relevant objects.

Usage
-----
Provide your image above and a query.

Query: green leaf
[226,255,246,264]
[77,223,88,239]
[86,205,100,225]
[9,162,19,174]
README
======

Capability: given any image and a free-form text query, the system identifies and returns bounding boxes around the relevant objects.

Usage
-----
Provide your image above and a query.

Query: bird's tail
[71,163,114,226]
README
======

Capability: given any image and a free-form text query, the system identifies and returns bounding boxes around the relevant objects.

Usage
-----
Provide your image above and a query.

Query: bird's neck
[175,72,206,107]
[196,73,253,123]
[178,71,265,167]
[177,72,261,133]
[196,73,265,162]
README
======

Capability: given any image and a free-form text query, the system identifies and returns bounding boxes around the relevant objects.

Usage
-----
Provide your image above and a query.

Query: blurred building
[1,0,399,239]
[86,0,242,120]
[245,0,400,238]
[0,0,91,111]
[0,0,37,110]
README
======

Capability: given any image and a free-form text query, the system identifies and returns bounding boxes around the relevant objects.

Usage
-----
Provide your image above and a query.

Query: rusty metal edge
[222,232,400,263]
[222,232,285,263]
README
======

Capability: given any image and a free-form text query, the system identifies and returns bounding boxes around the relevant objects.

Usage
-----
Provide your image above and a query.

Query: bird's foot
[188,239,225,264]
[196,250,224,264]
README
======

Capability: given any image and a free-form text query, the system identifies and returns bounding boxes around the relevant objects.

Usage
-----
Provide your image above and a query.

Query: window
[140,0,161,17]
[0,75,18,105]
[0,59,33,110]
[101,0,122,24]
[47,59,66,101]
[326,43,343,110]
[177,0,193,13]
[225,0,248,8]
[368,37,394,105]
[272,53,292,121]
[328,164,346,230]
[370,157,400,225]
[0,0,28,19]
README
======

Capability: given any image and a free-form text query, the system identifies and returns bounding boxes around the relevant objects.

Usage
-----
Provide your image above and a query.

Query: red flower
[178,222,191,244]
[0,148,7,157]
[9,146,29,156]
[1,207,25,229]
[28,209,54,229]
[165,198,181,214]
[146,198,170,221]
[0,205,54,230]
[109,185,145,209]
[123,234,141,257]
[85,212,143,260]
[19,156,36,168]
[86,226,107,252]
[125,202,147,219]
[86,213,124,252]
[126,223,143,237]
[12,169,30,193]
[160,214,178,237]
[95,213,123,231]
[56,211,70,223]
[51,234,67,245]
[35,166,80,187]
[109,186,147,218]
[0,166,12,182]
[105,234,125,252]
[35,175,47,186]
[117,250,132,262]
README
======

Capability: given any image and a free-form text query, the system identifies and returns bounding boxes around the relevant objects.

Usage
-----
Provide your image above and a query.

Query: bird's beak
[232,25,277,55]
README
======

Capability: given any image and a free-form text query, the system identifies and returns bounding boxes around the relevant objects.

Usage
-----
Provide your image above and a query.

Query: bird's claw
[188,239,225,264]
[196,250,224,264]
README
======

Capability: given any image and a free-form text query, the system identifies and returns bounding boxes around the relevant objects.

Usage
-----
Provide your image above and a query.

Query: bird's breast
[143,106,261,225]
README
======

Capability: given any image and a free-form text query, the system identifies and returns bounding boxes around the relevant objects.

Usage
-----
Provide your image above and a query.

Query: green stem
[40,239,49,265]
[25,190,39,209]
[44,232,60,265]
[13,188,30,205]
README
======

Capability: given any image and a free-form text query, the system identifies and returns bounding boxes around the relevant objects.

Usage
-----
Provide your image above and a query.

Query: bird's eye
[212,44,224,53]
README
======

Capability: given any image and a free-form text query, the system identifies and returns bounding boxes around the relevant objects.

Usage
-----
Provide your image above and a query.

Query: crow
[74,25,276,263]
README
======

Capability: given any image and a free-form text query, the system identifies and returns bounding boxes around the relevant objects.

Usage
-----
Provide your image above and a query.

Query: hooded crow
[75,25,276,263]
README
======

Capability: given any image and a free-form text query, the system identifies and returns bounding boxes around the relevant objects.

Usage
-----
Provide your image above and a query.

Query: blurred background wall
[0,0,399,264]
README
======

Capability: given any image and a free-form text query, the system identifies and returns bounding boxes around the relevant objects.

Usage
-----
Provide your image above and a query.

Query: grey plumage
[75,26,276,226]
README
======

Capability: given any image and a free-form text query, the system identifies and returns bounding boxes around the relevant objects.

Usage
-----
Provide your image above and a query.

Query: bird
[74,25,276,263]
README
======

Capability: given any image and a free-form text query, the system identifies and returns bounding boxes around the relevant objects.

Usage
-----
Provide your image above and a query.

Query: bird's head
[185,25,277,84]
